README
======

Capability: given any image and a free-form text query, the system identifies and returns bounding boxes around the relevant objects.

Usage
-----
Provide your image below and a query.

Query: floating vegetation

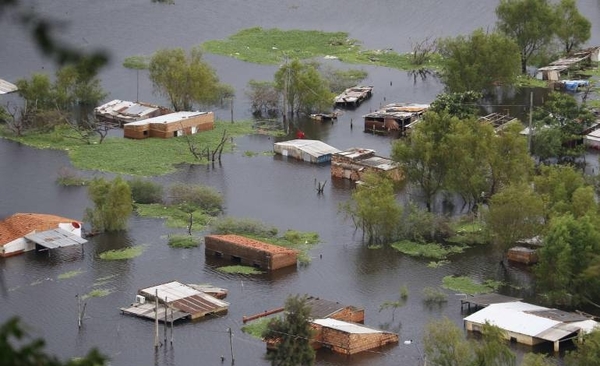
[99,245,145,260]
[391,240,464,260]
[82,288,112,300]
[442,276,502,295]
[217,265,264,275]
[168,234,201,248]
[427,260,450,268]
[241,317,273,339]
[136,203,213,230]
[58,269,85,280]
[422,287,448,304]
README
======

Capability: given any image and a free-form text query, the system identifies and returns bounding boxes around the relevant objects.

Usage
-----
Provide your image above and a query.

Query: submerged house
[94,99,171,126]
[0,78,18,95]
[123,111,215,139]
[0,213,86,257]
[120,281,229,322]
[273,139,341,164]
[363,103,429,134]
[464,301,598,352]
[477,113,519,132]
[333,86,373,108]
[331,148,402,182]
[205,234,298,271]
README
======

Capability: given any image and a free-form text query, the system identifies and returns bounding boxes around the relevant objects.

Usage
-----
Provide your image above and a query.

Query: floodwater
[1,0,600,365]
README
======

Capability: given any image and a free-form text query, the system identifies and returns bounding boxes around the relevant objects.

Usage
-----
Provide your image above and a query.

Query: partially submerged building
[363,103,429,134]
[333,86,373,108]
[331,148,402,182]
[0,213,86,257]
[204,234,298,271]
[0,78,18,95]
[464,301,598,351]
[123,111,214,139]
[312,318,399,355]
[535,47,600,81]
[94,99,170,126]
[306,296,365,323]
[120,281,229,322]
[507,246,538,265]
[477,113,519,132]
[273,139,341,164]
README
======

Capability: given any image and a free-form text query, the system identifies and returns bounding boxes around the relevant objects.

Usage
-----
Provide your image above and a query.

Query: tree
[429,91,483,119]
[319,66,368,94]
[379,285,408,322]
[149,47,229,111]
[564,327,600,366]
[123,55,149,102]
[340,172,403,245]
[473,323,516,366]
[423,317,474,366]
[392,111,456,212]
[84,177,133,233]
[521,353,558,366]
[274,59,333,117]
[533,164,588,219]
[262,294,315,366]
[486,183,544,255]
[554,0,591,54]
[438,29,521,92]
[0,316,107,365]
[496,0,556,73]
[246,80,280,118]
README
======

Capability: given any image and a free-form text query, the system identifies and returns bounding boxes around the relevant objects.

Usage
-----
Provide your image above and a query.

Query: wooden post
[77,294,81,328]
[228,327,235,364]
[164,296,168,344]
[154,289,159,348]
[170,308,174,345]
[230,98,234,123]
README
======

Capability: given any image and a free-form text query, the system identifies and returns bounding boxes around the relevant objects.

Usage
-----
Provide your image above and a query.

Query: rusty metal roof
[140,281,229,317]
[306,297,361,319]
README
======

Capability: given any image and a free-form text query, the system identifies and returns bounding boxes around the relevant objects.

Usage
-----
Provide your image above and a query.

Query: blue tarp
[562,80,589,91]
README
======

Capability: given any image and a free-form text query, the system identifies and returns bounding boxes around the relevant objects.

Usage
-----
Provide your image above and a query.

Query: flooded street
[1,0,600,365]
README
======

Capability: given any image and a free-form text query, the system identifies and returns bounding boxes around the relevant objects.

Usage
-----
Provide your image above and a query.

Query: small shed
[204,234,298,271]
[306,296,365,324]
[311,318,399,355]
[0,213,85,257]
[584,127,600,149]
[333,86,373,108]
[94,99,169,126]
[464,301,598,352]
[331,148,402,182]
[123,111,214,139]
[273,139,341,164]
[507,246,538,265]
[120,281,229,322]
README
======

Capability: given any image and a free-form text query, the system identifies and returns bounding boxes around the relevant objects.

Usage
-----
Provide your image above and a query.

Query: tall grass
[98,245,145,260]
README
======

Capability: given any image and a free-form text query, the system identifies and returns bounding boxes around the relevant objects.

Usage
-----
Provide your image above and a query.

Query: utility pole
[228,327,235,364]
[528,91,533,154]
[163,296,168,345]
[154,289,160,348]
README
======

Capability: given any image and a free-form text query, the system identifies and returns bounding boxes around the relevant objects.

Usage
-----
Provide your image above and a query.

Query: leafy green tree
[0,317,107,365]
[496,0,556,73]
[489,121,533,195]
[149,47,229,111]
[319,66,368,94]
[123,55,149,102]
[438,29,521,92]
[54,65,107,108]
[15,73,55,110]
[262,294,315,366]
[473,323,516,366]
[274,59,333,117]
[340,173,402,245]
[565,329,600,366]
[128,178,163,204]
[486,183,544,254]
[429,91,483,119]
[379,285,408,322]
[533,164,587,219]
[423,317,474,366]
[554,0,591,54]
[392,111,456,212]
[246,80,280,118]
[84,176,133,233]
[535,214,600,306]
[521,353,558,366]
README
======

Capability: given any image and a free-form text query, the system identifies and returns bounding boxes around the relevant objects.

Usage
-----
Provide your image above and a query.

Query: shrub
[168,234,201,248]
[169,183,223,214]
[128,177,164,204]
[56,166,88,186]
[422,287,448,304]
[210,217,278,237]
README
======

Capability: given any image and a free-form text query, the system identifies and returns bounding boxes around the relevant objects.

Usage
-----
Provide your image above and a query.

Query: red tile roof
[207,234,299,255]
[0,213,79,246]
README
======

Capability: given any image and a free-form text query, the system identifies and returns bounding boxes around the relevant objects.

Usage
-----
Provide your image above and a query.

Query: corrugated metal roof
[25,228,87,249]
[313,318,383,334]
[0,79,18,94]
[464,302,598,341]
[306,297,359,319]
[140,281,229,316]
[273,139,340,159]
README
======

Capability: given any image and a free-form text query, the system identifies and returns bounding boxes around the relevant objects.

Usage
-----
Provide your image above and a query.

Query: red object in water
[296,130,305,139]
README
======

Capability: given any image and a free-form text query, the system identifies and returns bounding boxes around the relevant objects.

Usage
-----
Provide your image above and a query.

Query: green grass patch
[241,317,273,339]
[217,265,264,275]
[135,203,212,229]
[81,288,112,300]
[168,234,201,248]
[58,269,85,280]
[256,230,319,265]
[391,240,464,260]
[0,121,255,176]
[202,27,443,71]
[515,75,549,88]
[98,245,145,260]
[447,219,487,245]
[442,275,502,295]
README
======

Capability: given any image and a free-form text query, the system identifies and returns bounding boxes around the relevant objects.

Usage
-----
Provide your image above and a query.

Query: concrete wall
[205,235,297,271]
[313,325,398,355]
[124,112,215,139]
[0,237,33,257]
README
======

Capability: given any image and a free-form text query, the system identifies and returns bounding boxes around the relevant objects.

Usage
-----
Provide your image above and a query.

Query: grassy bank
[0,120,256,176]
[202,27,443,71]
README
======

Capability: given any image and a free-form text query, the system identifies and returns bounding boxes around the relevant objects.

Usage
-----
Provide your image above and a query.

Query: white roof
[464,302,598,341]
[312,318,383,334]
[124,111,208,126]
[273,139,341,158]
[0,79,18,94]
[140,280,229,307]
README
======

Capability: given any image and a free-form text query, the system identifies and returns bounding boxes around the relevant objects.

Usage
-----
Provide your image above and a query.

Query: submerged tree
[262,294,315,366]
[84,176,133,233]
[149,47,231,111]
[438,29,520,93]
[554,0,591,54]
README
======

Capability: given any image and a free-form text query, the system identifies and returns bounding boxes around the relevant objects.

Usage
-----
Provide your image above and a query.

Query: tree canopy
[84,176,133,233]
[438,29,521,93]
[149,47,231,111]
[554,0,591,54]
